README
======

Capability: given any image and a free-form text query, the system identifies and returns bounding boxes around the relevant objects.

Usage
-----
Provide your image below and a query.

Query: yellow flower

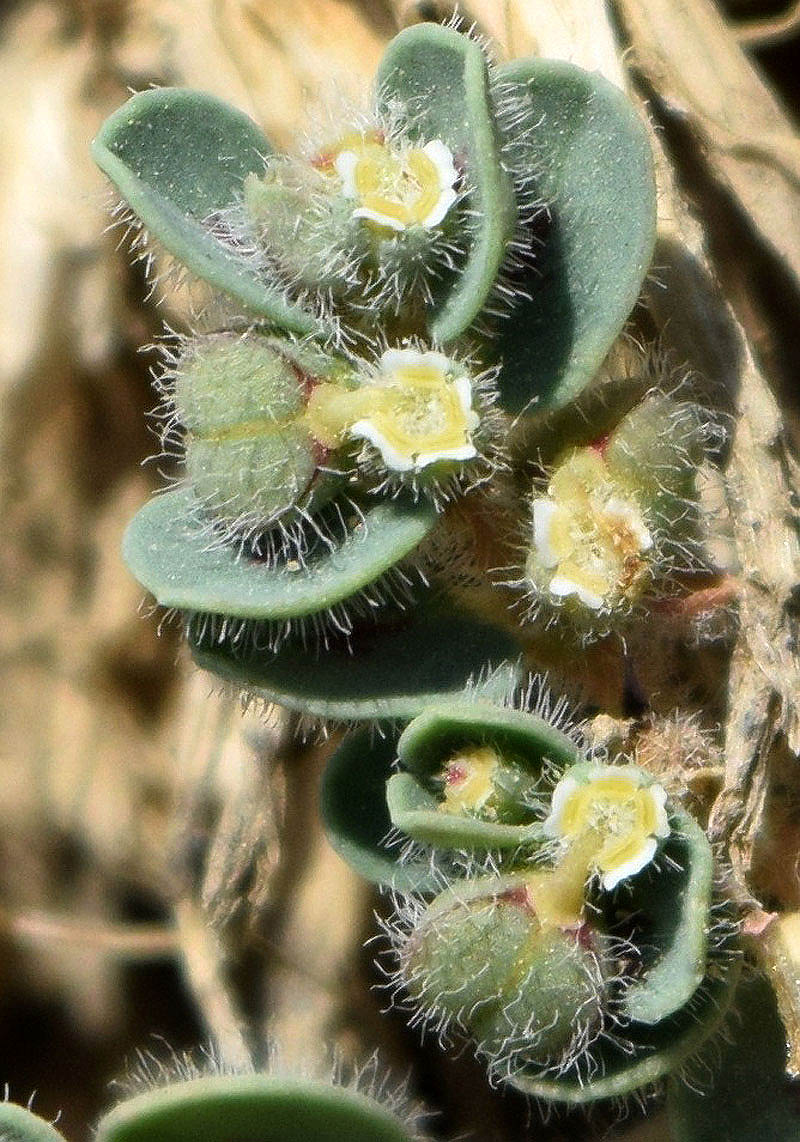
[528,449,653,611]
[543,765,669,890]
[328,133,459,232]
[306,348,480,473]
[439,745,501,818]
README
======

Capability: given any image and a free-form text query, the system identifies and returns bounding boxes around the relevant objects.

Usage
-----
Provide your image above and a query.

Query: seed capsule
[170,333,345,540]
[400,875,607,1078]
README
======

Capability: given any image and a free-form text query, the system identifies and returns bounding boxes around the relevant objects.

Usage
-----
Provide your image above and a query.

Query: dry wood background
[0,1,799,1139]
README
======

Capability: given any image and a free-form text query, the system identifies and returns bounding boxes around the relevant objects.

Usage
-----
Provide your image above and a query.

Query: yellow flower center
[529,449,653,610]
[318,132,458,232]
[557,774,660,881]
[305,350,478,472]
[543,766,670,894]
[439,745,501,818]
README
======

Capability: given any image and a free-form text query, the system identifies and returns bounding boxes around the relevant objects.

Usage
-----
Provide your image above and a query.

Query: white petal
[421,139,459,189]
[379,348,451,375]
[452,374,480,432]
[414,442,478,468]
[649,783,671,837]
[421,186,458,228]
[542,774,580,838]
[348,419,476,472]
[334,150,359,197]
[531,498,561,569]
[549,573,605,611]
[352,205,407,231]
[601,836,658,890]
[349,419,414,471]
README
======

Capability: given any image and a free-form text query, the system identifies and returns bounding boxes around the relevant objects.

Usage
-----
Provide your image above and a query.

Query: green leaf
[96,1075,418,1142]
[386,770,543,850]
[189,602,522,723]
[0,1104,66,1142]
[92,89,322,334]
[321,729,437,891]
[512,961,741,1105]
[376,24,516,343]
[122,487,436,621]
[621,808,714,1024]
[399,702,579,774]
[386,703,580,849]
[492,60,656,413]
[668,973,800,1141]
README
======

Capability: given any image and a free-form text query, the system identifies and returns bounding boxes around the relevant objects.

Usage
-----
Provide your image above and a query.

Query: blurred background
[0,1,798,1139]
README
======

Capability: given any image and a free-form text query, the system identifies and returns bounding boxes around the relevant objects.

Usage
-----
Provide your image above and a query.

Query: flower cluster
[344,699,740,1099]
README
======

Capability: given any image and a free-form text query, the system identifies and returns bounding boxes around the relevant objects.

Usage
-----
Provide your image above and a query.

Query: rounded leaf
[621,808,714,1024]
[492,60,656,413]
[95,1075,419,1142]
[376,24,516,342]
[92,89,322,333]
[321,729,437,891]
[122,487,436,621]
[189,603,522,723]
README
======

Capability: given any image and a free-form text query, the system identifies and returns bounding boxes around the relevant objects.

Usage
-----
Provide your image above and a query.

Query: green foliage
[667,973,800,1141]
[326,700,738,1103]
[492,59,656,412]
[86,14,742,1122]
[95,1076,421,1142]
[189,602,521,724]
[91,90,322,334]
[92,21,659,715]
[0,1105,66,1142]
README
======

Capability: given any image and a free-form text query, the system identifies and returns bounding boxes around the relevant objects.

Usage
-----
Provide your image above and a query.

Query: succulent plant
[92,21,658,716]
[323,697,740,1103]
[86,11,751,1129]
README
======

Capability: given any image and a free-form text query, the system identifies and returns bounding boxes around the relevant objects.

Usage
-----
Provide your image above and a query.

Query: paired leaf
[91,89,321,333]
[668,973,800,1141]
[96,1076,417,1142]
[122,487,436,621]
[190,601,522,723]
[492,60,656,413]
[386,703,579,849]
[376,23,516,342]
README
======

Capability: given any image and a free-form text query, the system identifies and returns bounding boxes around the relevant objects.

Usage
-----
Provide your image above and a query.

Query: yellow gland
[321,132,458,232]
[543,766,670,892]
[305,349,479,472]
[528,448,653,611]
[439,745,502,818]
